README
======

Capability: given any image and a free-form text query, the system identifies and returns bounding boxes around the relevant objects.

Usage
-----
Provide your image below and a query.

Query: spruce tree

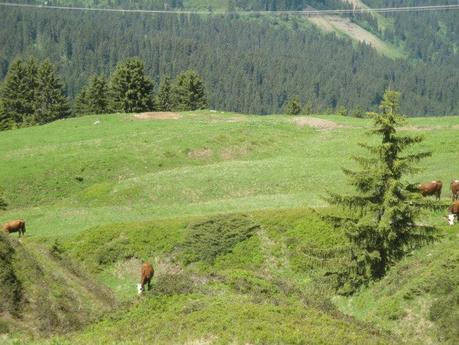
[285,97,302,115]
[155,76,174,111]
[0,100,13,131]
[34,59,71,124]
[75,75,109,115]
[174,70,208,111]
[109,58,154,113]
[75,87,90,116]
[0,57,37,127]
[325,90,436,293]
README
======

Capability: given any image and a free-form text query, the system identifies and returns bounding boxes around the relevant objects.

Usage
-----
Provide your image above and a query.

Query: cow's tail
[22,221,26,234]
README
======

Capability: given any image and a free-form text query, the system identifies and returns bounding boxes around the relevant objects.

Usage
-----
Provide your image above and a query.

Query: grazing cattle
[451,180,459,201]
[3,220,26,237]
[446,201,459,226]
[137,262,154,295]
[417,180,442,200]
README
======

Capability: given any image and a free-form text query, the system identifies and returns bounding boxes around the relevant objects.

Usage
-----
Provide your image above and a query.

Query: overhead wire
[1,2,459,16]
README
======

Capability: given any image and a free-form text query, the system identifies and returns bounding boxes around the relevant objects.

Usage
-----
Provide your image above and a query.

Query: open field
[1,111,458,238]
[1,111,458,344]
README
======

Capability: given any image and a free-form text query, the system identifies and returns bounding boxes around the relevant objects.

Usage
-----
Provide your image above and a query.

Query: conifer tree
[109,58,154,113]
[285,96,302,115]
[325,90,436,293]
[0,100,13,131]
[155,76,174,111]
[75,87,90,116]
[75,75,109,115]
[173,70,208,111]
[0,57,37,126]
[34,59,71,124]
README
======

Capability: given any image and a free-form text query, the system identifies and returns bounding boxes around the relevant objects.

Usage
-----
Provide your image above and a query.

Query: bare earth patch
[114,257,142,280]
[188,148,213,160]
[133,112,181,120]
[220,146,248,160]
[292,117,348,130]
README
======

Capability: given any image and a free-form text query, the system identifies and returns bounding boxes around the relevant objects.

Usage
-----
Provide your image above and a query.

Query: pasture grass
[1,111,458,239]
[1,111,459,344]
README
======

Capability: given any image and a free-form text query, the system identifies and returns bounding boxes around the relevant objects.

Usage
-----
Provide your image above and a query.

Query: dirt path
[133,112,181,120]
[291,117,349,130]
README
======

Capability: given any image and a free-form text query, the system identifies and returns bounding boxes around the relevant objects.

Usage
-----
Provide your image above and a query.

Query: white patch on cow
[447,214,456,226]
[137,283,143,295]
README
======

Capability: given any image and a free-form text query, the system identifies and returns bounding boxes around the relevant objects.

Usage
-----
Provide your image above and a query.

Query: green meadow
[0,111,458,344]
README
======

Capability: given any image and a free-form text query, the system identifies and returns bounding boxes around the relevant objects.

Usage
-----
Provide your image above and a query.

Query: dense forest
[1,1,459,115]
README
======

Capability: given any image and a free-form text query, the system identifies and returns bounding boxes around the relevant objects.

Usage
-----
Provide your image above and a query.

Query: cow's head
[137,283,143,295]
[446,214,456,226]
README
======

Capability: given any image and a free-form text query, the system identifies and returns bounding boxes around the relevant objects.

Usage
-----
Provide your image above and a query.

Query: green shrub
[224,269,277,296]
[94,236,135,267]
[181,214,260,264]
[152,273,195,296]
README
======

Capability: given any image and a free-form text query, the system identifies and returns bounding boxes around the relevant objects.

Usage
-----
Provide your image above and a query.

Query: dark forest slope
[1,1,459,115]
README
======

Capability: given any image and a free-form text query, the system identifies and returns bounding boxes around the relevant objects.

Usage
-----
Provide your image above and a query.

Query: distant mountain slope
[1,1,459,114]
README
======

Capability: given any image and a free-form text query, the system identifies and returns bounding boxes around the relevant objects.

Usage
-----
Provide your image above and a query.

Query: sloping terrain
[335,229,459,345]
[0,233,115,340]
[0,111,458,344]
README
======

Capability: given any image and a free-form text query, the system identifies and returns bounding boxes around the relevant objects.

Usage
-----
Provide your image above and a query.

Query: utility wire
[1,2,459,16]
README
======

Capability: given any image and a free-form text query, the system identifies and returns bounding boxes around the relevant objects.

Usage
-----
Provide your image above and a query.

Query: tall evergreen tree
[0,57,37,127]
[325,90,436,293]
[174,70,208,111]
[75,87,90,116]
[34,59,71,124]
[285,96,302,115]
[109,58,154,113]
[155,76,174,111]
[75,75,109,115]
[0,100,13,131]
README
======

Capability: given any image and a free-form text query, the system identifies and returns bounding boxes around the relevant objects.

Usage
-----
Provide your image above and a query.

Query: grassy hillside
[1,111,458,344]
[0,233,114,339]
[1,111,459,238]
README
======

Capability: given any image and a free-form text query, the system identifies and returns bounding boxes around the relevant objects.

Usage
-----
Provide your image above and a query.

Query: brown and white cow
[417,180,442,200]
[3,219,26,237]
[446,201,459,226]
[451,180,459,202]
[137,261,154,295]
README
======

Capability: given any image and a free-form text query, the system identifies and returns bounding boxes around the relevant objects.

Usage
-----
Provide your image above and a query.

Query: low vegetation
[0,110,458,344]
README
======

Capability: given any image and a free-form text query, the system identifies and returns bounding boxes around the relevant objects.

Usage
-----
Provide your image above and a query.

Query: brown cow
[3,219,26,237]
[137,261,154,295]
[451,180,459,201]
[417,180,442,200]
[446,200,459,225]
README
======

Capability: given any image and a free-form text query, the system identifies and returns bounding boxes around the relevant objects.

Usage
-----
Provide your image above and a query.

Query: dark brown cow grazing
[137,262,154,295]
[451,180,459,201]
[417,180,442,200]
[446,201,459,225]
[3,219,26,237]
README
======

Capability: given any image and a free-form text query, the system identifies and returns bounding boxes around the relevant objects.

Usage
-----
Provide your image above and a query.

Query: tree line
[2,6,459,116]
[0,57,207,130]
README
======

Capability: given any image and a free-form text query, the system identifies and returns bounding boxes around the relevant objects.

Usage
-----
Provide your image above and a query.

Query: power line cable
[1,2,459,16]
